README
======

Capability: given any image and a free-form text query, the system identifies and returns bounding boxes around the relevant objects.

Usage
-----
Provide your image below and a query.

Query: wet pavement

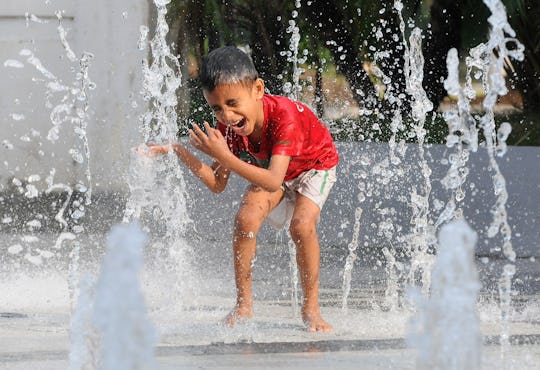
[1,303,539,369]
[1,239,539,370]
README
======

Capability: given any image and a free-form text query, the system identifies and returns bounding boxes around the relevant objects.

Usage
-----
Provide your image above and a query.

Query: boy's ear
[253,78,265,99]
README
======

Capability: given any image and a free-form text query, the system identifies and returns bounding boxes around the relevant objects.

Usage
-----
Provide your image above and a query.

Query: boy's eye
[225,99,238,107]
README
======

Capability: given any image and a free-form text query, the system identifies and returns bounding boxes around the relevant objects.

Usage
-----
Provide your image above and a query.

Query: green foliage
[501,111,540,146]
[181,77,214,136]
[327,113,448,144]
[164,0,539,145]
[327,111,540,146]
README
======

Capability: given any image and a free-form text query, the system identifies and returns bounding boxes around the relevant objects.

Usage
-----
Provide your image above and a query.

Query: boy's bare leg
[289,194,333,332]
[224,185,283,327]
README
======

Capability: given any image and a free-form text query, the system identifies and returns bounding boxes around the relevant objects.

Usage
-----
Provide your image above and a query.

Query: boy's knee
[234,208,264,236]
[289,217,316,240]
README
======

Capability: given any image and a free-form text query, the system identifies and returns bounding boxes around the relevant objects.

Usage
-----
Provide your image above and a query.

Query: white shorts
[267,166,337,229]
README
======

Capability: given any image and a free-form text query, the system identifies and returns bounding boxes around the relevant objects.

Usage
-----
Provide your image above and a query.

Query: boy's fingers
[134,144,160,157]
[149,146,166,154]
[188,128,201,143]
[210,128,220,139]
[214,129,224,140]
[193,124,205,134]
[203,122,221,139]
[188,129,204,150]
[191,124,209,142]
[189,130,202,147]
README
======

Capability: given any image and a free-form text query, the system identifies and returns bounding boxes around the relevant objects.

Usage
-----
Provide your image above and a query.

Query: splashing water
[123,0,192,307]
[435,47,476,229]
[65,3,191,367]
[93,222,157,370]
[287,238,300,316]
[342,207,362,311]
[439,0,523,262]
[358,2,438,310]
[124,1,186,225]
[336,3,528,366]
[408,219,481,370]
[3,12,96,313]
[283,0,305,102]
[0,0,535,367]
[437,0,525,363]
[399,20,436,296]
[281,0,307,316]
[480,0,523,263]
[67,274,98,370]
[138,0,182,144]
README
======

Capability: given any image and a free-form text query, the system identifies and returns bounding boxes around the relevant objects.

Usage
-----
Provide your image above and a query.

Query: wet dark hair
[200,46,259,92]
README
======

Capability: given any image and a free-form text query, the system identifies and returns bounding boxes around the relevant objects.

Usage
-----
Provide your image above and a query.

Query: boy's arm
[148,143,230,193]
[189,123,289,192]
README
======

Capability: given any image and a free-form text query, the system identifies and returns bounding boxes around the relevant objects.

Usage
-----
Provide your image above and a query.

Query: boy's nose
[222,110,237,125]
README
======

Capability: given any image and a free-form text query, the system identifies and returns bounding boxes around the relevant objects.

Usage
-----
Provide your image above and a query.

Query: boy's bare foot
[223,305,253,327]
[302,308,333,332]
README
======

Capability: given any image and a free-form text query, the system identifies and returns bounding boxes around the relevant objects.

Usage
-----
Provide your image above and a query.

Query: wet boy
[148,46,338,332]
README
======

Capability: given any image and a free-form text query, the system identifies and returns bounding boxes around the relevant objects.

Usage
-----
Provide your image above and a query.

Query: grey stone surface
[1,142,537,259]
[185,142,540,257]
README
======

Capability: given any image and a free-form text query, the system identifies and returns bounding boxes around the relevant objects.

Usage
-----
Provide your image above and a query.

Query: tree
[505,0,540,112]
[164,0,539,143]
[301,0,377,109]
[220,0,290,94]
[422,0,462,106]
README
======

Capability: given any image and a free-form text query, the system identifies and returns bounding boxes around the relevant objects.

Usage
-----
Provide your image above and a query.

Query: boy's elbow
[210,186,225,194]
[210,180,228,193]
[263,181,282,193]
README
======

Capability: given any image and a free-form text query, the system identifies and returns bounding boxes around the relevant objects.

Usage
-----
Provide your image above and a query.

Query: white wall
[0,0,150,193]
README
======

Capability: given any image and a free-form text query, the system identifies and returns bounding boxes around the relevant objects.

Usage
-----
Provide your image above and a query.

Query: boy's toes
[307,320,333,333]
[222,305,253,328]
[303,312,333,333]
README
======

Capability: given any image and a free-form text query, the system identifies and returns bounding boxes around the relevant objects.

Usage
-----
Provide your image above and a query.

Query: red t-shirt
[217,94,338,181]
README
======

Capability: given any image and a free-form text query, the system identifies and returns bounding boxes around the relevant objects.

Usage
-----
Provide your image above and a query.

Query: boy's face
[203,78,265,137]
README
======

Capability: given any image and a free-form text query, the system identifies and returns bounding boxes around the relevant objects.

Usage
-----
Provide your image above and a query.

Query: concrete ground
[1,234,539,370]
[1,296,539,369]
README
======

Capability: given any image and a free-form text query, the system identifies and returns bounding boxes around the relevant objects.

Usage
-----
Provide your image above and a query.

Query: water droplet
[8,244,23,254]
[24,185,39,198]
[27,219,42,229]
[69,148,84,164]
[10,113,25,121]
[4,59,24,68]
[28,174,41,182]
[24,253,42,265]
[39,249,55,259]
[154,0,171,6]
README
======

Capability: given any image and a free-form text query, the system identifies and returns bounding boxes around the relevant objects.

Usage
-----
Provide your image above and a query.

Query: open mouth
[231,118,247,129]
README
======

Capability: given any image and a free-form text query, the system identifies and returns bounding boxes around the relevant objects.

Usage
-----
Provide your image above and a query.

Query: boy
[147,46,338,332]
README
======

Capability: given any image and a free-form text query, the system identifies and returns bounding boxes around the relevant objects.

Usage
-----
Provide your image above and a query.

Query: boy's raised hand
[133,143,169,158]
[189,122,230,161]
